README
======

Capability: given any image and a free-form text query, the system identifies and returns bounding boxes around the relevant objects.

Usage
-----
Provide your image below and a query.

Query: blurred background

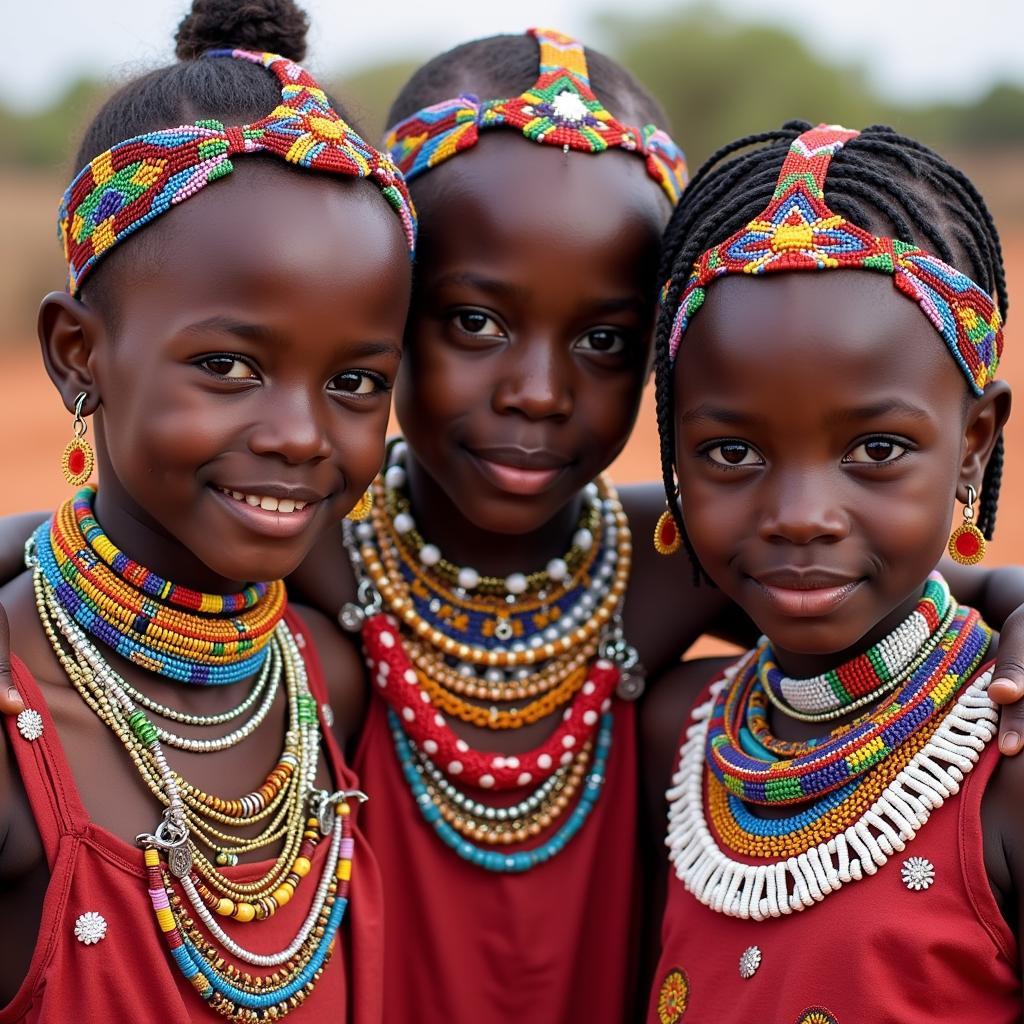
[2,0,1022,565]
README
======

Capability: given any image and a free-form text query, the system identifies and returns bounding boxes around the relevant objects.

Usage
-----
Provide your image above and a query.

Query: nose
[491,339,573,421]
[757,468,850,545]
[247,384,332,465]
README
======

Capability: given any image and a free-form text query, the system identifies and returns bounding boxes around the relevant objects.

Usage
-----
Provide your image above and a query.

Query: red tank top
[354,691,640,1024]
[647,669,1020,1023]
[0,611,384,1024]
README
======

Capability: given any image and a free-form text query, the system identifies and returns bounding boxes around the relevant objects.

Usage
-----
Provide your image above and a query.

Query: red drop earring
[61,392,95,487]
[653,508,682,556]
[948,484,986,565]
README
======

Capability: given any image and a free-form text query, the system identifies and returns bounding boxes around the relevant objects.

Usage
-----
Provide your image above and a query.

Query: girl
[642,122,1020,1021]
[0,1,414,1020]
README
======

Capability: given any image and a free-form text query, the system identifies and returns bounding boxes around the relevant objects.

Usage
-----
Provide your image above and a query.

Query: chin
[753,617,870,659]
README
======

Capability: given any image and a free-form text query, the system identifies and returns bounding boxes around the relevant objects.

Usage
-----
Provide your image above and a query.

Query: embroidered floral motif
[656,967,690,1023]
[795,1008,839,1024]
[16,708,43,741]
[901,856,936,891]
[738,945,762,979]
[74,911,107,945]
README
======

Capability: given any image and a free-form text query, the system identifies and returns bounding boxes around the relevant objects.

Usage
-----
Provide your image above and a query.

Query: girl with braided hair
[642,122,1021,1021]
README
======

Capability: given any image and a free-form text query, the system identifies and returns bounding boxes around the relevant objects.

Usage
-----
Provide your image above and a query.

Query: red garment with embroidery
[354,692,639,1024]
[0,611,384,1024]
[647,670,1020,1024]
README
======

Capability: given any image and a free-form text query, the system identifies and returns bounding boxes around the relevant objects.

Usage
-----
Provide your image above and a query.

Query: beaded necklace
[342,441,640,870]
[35,488,286,684]
[31,499,364,1020]
[665,587,997,920]
[759,573,951,720]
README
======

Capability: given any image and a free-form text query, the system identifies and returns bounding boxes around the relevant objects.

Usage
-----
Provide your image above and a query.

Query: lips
[210,484,324,539]
[749,568,864,618]
[466,446,572,497]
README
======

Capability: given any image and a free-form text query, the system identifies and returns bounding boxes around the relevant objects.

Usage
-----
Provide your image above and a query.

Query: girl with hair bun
[0,0,413,1019]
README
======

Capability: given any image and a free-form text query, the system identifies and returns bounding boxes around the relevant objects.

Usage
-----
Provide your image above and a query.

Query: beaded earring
[346,489,373,522]
[61,392,94,487]
[948,484,986,564]
[654,507,682,556]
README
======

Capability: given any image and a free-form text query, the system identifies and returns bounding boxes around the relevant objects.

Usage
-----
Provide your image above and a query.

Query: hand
[0,602,23,715]
[989,603,1024,756]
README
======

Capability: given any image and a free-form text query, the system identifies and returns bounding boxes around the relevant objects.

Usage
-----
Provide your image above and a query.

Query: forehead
[411,133,669,271]
[675,271,967,409]
[95,161,410,327]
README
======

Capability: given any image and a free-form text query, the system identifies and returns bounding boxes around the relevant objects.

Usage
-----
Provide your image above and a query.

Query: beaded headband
[59,49,417,295]
[383,27,688,205]
[666,124,1003,394]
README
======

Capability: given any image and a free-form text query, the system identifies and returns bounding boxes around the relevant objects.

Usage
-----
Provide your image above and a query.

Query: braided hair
[654,121,1008,583]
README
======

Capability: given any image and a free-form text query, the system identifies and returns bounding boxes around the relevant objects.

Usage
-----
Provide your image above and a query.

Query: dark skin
[641,271,1024,987]
[0,161,411,1004]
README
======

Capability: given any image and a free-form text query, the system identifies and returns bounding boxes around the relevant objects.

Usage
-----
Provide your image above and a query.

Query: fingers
[989,607,1024,755]
[0,601,22,716]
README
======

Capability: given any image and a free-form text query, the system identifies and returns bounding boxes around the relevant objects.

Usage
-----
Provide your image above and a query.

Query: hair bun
[175,0,310,62]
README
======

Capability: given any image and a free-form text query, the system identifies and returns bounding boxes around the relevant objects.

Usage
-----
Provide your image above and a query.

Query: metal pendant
[168,843,194,879]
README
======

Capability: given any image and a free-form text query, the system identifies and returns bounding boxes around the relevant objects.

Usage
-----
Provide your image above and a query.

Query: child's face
[394,134,668,534]
[673,270,996,666]
[54,163,411,587]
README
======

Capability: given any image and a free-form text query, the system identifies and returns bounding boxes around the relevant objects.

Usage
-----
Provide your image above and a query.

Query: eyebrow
[179,317,401,360]
[678,404,757,426]
[431,272,645,317]
[828,398,934,423]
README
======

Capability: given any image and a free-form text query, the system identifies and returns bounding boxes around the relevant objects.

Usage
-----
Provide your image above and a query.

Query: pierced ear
[37,291,106,415]
[958,380,1011,501]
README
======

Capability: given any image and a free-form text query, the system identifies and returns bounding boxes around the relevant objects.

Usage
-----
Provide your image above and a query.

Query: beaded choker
[33,488,286,684]
[665,124,1002,395]
[31,502,365,1019]
[342,441,639,870]
[664,588,997,921]
[384,27,688,205]
[759,573,952,721]
[60,48,415,295]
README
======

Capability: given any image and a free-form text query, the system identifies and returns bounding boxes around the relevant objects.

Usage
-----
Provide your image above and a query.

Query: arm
[942,559,1024,755]
[0,513,48,715]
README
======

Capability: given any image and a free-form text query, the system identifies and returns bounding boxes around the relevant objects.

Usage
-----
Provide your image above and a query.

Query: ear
[958,380,1012,501]
[37,291,106,415]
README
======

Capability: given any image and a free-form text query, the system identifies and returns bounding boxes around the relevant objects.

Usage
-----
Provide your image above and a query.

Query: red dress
[354,692,640,1024]
[647,670,1020,1023]
[0,611,384,1023]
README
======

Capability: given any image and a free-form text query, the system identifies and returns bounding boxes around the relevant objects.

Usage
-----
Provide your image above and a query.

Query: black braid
[654,123,1008,582]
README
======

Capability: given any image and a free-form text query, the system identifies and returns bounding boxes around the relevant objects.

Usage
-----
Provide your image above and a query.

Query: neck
[403,451,585,578]
[93,480,249,595]
[766,586,927,679]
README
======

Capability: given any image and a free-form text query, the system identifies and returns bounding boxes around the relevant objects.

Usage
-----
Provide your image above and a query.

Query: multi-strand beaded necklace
[31,490,361,1020]
[342,442,640,871]
[666,575,997,919]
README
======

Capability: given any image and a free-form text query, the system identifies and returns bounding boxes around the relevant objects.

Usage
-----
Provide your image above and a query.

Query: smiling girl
[0,2,413,1020]
[643,122,1020,1022]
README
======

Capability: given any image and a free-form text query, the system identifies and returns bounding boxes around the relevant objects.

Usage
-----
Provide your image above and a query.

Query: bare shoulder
[291,603,367,747]
[619,483,732,675]
[286,526,356,617]
[640,656,737,808]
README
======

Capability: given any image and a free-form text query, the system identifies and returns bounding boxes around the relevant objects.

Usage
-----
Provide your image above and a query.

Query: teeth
[218,487,312,514]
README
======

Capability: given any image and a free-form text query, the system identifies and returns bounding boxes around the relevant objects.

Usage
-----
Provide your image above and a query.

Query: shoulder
[640,655,736,803]
[618,483,732,675]
[290,603,367,747]
[286,525,357,617]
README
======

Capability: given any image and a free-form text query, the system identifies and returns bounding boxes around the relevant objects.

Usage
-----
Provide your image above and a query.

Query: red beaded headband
[666,124,1002,395]
[383,27,688,206]
[60,49,417,295]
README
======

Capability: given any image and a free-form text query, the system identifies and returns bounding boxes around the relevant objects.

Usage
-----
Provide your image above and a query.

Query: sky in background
[7,0,1024,110]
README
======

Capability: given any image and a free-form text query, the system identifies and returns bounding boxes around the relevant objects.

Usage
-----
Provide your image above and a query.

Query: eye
[198,355,258,380]
[843,438,909,464]
[704,441,764,467]
[329,371,388,396]
[453,310,505,337]
[573,329,626,355]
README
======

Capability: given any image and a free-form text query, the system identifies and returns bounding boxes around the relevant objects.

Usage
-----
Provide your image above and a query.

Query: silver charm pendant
[16,708,43,741]
[74,911,107,945]
[738,945,762,979]
[901,856,935,891]
[321,703,335,728]
[338,602,366,633]
[168,844,194,880]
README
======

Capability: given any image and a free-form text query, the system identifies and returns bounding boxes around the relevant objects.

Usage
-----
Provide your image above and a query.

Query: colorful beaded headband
[383,27,688,205]
[666,124,1003,394]
[60,49,417,295]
